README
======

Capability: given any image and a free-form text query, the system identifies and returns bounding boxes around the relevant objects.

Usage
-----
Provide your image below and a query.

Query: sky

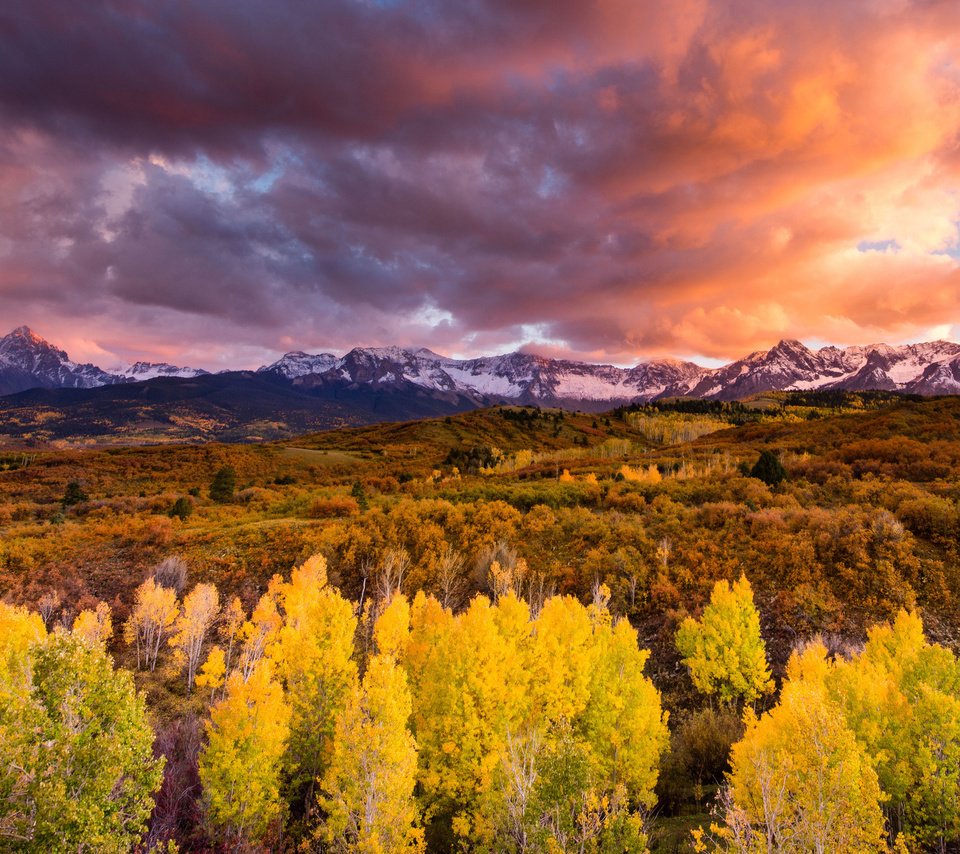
[2,0,960,370]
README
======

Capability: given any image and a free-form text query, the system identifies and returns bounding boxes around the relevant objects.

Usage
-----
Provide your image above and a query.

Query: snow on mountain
[0,328,210,395]
[683,339,960,401]
[260,338,960,405]
[260,346,705,406]
[0,326,121,395]
[7,326,960,406]
[905,355,960,395]
[121,362,210,381]
[258,351,338,379]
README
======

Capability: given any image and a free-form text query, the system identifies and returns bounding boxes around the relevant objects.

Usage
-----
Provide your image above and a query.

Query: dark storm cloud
[2,0,960,367]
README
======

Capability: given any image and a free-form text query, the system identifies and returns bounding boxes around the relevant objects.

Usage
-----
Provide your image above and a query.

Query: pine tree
[61,480,87,507]
[169,496,194,520]
[209,465,236,503]
[749,450,786,487]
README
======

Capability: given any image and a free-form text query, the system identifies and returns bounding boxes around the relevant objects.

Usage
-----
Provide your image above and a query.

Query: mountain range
[2,325,960,442]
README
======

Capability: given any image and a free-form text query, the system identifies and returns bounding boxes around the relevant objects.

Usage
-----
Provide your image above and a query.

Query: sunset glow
[2,0,960,368]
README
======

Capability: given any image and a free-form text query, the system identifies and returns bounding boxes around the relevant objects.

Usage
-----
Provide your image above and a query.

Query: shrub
[169,497,194,521]
[308,496,360,518]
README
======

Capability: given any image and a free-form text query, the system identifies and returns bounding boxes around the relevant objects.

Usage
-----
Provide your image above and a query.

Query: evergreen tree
[169,496,194,520]
[749,450,786,487]
[61,480,87,507]
[209,465,236,503]
[350,480,369,511]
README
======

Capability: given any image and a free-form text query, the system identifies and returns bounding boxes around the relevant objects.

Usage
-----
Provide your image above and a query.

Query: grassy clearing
[280,447,362,467]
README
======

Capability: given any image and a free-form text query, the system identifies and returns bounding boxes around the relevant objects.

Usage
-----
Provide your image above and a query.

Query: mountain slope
[0,327,208,395]
[0,370,483,444]
[260,346,703,409]
[0,326,122,395]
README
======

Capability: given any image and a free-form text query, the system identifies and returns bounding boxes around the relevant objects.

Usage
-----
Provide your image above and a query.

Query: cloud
[1,0,960,367]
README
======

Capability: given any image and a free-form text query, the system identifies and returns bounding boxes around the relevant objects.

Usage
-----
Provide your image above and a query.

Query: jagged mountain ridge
[4,326,960,407]
[259,338,960,403]
[259,347,705,406]
[121,361,210,381]
[0,327,208,395]
[0,326,123,395]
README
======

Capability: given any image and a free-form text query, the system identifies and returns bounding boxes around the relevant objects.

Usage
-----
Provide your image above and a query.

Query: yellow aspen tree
[374,592,411,659]
[195,645,227,701]
[829,611,960,850]
[584,616,669,806]
[319,600,423,853]
[0,601,45,688]
[529,595,597,729]
[37,632,163,851]
[218,595,245,676]
[492,590,667,850]
[123,577,180,671]
[0,602,46,845]
[169,582,220,692]
[675,574,773,704]
[270,555,358,813]
[725,643,887,853]
[403,592,530,847]
[71,602,113,648]
[239,577,283,679]
[199,660,291,849]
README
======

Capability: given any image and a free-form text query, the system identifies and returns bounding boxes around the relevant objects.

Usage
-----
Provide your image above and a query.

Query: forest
[2,393,960,852]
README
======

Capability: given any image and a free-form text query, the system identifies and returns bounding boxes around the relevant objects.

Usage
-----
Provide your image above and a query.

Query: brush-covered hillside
[2,393,960,852]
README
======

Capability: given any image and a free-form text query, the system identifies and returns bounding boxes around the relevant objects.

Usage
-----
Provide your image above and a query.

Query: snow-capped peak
[121,361,209,381]
[0,326,120,392]
[258,351,339,379]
